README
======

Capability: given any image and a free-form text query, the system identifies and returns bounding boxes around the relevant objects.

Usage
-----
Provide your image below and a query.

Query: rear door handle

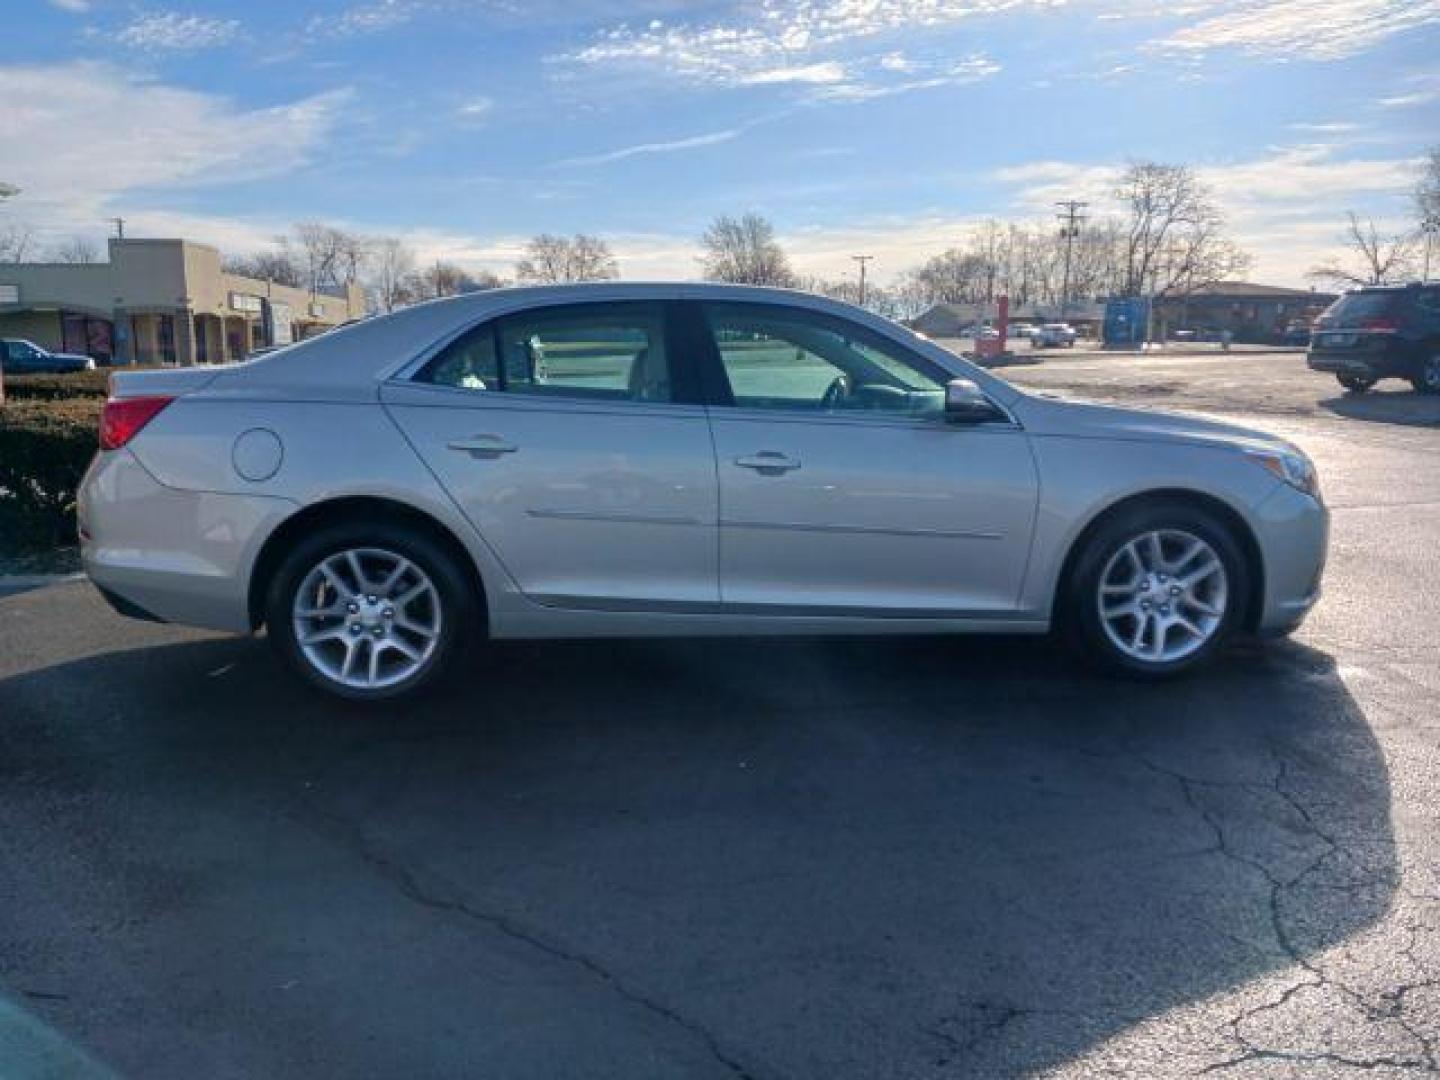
[448,435,518,458]
[734,452,801,475]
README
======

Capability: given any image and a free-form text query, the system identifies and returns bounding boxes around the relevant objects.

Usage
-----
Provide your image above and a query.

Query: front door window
[703,303,947,419]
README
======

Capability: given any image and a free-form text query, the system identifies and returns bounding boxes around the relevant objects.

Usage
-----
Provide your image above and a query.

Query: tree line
[225,160,1263,321]
[6,150,1437,316]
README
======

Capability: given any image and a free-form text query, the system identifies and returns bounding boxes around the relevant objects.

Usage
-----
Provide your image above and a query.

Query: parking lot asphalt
[2,350,1438,1078]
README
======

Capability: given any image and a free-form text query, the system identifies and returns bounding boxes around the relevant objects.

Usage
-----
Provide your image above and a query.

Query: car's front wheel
[265,522,474,700]
[1411,349,1440,395]
[1065,501,1248,678]
[1337,373,1376,393]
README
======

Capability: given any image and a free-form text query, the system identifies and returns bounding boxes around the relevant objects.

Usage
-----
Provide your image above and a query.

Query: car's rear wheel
[1064,501,1249,678]
[1411,350,1440,395]
[265,522,474,700]
[1337,373,1376,393]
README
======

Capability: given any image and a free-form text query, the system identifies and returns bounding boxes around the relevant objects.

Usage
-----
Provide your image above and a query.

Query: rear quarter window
[1324,291,1401,323]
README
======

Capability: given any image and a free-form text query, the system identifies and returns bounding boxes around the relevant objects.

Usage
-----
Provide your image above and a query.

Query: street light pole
[851,254,873,308]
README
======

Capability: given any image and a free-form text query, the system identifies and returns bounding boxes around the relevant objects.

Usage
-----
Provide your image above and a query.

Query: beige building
[0,238,365,365]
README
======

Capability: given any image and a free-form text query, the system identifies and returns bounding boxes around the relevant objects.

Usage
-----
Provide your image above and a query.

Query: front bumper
[1251,481,1328,636]
[78,448,295,633]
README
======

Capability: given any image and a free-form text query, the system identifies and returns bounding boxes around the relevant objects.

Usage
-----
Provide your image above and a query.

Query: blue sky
[3,0,1438,285]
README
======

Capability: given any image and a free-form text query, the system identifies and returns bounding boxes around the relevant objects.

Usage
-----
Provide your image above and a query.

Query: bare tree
[50,236,101,264]
[1417,146,1440,279]
[514,234,618,283]
[370,237,416,313]
[293,222,369,293]
[1307,211,1418,288]
[698,214,794,287]
[223,249,304,288]
[1116,162,1249,297]
[794,275,904,319]
[0,222,35,263]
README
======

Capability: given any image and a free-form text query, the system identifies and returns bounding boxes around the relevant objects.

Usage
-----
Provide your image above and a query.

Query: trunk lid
[108,366,223,399]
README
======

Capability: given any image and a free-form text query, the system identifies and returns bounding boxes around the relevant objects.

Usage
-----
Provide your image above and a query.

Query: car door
[695,301,1039,615]
[382,300,719,609]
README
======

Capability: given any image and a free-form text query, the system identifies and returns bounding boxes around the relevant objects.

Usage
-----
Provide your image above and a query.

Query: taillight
[99,395,175,451]
[1360,316,1400,332]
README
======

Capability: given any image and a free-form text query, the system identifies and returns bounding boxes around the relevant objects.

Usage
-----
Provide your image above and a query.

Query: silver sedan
[78,284,1327,700]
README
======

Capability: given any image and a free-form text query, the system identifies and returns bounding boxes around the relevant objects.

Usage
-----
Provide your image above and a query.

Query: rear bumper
[1251,482,1328,636]
[1307,339,1416,379]
[78,448,296,633]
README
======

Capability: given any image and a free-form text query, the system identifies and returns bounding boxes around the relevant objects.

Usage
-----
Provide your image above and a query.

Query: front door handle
[448,435,518,458]
[734,451,801,475]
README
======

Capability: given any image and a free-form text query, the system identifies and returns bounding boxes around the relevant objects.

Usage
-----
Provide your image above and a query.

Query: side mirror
[944,378,1006,424]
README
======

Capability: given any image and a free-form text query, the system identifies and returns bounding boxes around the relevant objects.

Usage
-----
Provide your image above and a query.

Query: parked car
[79,283,1326,700]
[1279,320,1312,347]
[1307,283,1440,393]
[1030,323,1077,348]
[0,338,96,373]
[1008,323,1036,339]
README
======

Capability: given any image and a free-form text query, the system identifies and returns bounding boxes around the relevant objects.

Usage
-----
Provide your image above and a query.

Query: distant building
[912,300,1105,337]
[0,238,364,365]
[1154,281,1336,344]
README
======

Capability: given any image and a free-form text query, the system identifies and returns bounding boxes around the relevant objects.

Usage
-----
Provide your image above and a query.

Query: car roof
[212,282,1014,403]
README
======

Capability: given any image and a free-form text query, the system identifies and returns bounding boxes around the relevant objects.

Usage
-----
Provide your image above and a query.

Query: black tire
[264,520,476,701]
[1062,499,1250,679]
[1337,373,1376,393]
[1410,350,1440,395]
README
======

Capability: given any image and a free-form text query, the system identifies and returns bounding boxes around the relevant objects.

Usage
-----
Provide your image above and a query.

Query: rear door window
[414,302,678,404]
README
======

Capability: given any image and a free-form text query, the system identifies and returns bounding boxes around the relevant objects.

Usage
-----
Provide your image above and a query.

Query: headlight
[1245,448,1320,501]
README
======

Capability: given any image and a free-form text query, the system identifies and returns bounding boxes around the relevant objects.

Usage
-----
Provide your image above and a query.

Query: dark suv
[1307,283,1440,394]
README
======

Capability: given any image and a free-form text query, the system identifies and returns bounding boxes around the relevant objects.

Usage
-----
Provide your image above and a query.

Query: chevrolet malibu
[78,284,1327,700]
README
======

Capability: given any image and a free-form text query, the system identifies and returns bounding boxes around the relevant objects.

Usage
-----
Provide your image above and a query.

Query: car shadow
[1319,387,1440,427]
[0,632,1395,1079]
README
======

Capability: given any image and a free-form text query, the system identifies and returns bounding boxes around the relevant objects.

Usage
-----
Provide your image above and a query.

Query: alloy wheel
[291,547,442,690]
[1096,529,1229,664]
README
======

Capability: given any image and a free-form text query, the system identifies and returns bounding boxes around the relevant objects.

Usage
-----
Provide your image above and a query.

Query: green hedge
[3,369,113,401]
[0,397,102,552]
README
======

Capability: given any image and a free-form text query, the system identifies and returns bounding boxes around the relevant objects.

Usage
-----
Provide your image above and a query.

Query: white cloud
[115,11,242,51]
[1154,0,1440,61]
[0,62,348,246]
[307,0,416,37]
[561,0,1021,98]
[456,97,494,119]
[741,62,848,86]
[1288,121,1358,133]
[557,127,748,167]
[1379,90,1440,108]
[47,0,90,11]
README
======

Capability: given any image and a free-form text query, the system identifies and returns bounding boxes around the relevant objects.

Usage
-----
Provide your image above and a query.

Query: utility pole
[851,254,873,307]
[1055,200,1087,323]
[1424,213,1439,283]
[108,217,125,239]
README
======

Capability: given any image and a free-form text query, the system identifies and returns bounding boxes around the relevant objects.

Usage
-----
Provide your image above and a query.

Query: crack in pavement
[295,800,759,1080]
[1125,748,1438,1074]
